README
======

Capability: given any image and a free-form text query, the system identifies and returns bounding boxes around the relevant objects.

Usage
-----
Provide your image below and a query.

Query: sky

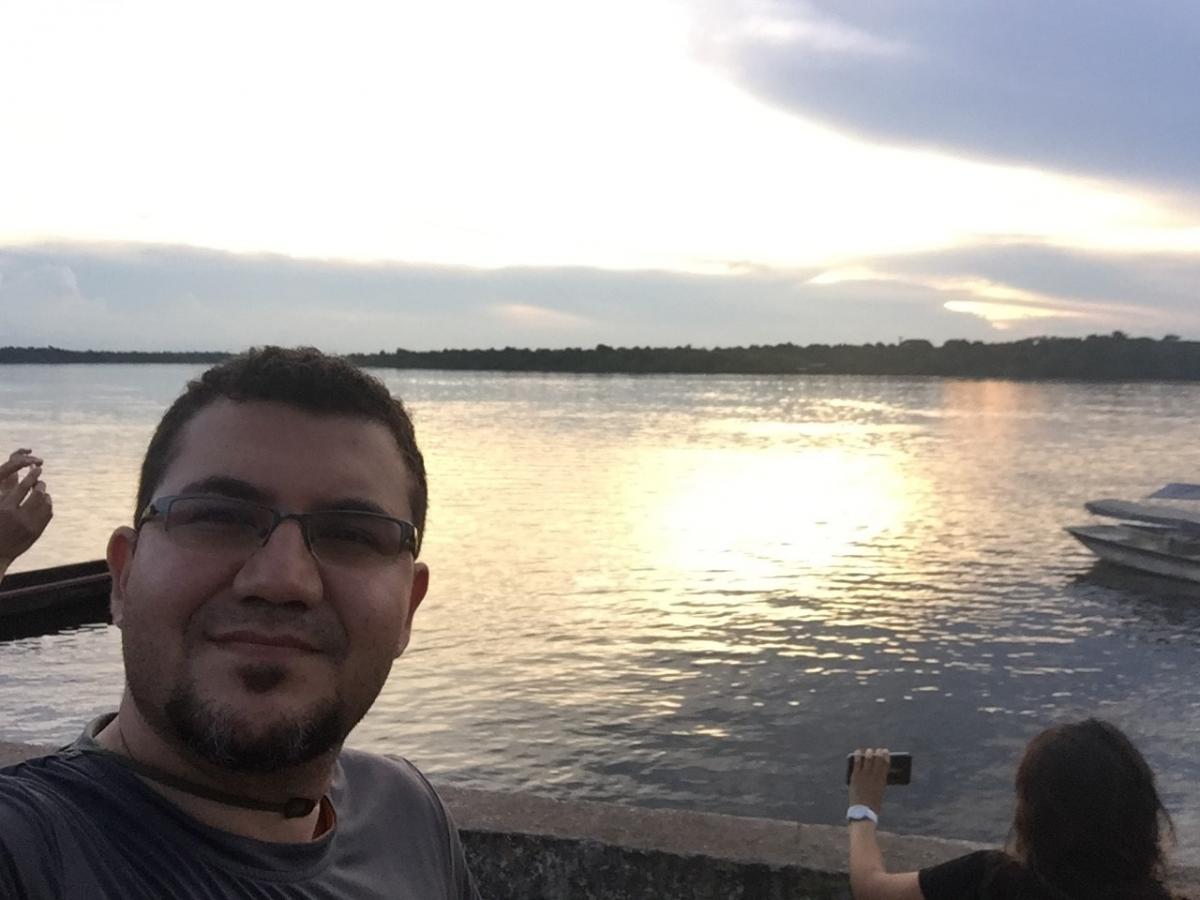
[2,0,1199,351]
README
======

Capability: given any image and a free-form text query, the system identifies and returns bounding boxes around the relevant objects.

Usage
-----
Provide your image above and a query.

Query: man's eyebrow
[315,498,392,516]
[176,476,271,503]
[172,480,396,517]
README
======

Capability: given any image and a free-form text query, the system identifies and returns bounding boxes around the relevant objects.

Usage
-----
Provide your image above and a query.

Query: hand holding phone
[846,749,911,818]
[845,751,912,785]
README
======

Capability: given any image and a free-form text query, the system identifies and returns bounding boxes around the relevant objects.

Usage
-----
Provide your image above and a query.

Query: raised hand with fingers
[0,447,53,578]
[1,448,39,493]
[848,747,891,816]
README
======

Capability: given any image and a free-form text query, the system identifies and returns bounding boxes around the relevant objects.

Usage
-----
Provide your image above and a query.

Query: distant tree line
[0,347,230,365]
[2,334,1199,380]
[359,333,1200,379]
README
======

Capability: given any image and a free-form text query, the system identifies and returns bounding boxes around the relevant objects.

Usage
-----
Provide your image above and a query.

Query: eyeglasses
[138,495,420,566]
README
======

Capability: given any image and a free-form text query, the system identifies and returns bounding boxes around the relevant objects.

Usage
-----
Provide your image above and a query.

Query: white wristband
[846,804,878,824]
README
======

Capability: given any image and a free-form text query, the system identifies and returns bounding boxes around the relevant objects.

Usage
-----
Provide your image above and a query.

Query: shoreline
[3,334,1200,381]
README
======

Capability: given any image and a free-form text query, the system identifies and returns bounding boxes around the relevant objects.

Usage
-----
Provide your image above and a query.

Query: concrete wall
[4,741,1197,898]
[438,785,982,899]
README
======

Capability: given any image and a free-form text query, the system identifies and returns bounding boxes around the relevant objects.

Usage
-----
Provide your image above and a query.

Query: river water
[2,366,1199,859]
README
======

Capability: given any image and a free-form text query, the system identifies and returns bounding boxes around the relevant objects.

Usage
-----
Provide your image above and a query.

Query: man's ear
[394,562,429,658]
[106,526,138,629]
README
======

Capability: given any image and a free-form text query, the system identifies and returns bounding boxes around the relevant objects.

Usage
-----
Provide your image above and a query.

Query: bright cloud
[704,1,1200,190]
[491,303,594,331]
[942,300,1079,328]
[1,0,1197,276]
[697,0,910,56]
[1,1,1198,347]
[806,262,1160,332]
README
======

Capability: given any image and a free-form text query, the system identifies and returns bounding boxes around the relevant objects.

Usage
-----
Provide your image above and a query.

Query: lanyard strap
[79,746,318,819]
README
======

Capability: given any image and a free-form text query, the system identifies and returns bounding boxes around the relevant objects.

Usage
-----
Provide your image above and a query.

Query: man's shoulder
[334,749,479,899]
[335,747,446,811]
[0,748,75,811]
[0,741,56,771]
[0,747,111,835]
[0,750,78,894]
[333,748,459,842]
[337,745,424,777]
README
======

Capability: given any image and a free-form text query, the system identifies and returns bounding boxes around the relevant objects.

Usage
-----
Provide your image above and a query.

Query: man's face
[108,398,428,771]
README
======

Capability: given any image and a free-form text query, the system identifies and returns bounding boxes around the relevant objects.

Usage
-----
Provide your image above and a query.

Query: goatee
[162,673,345,773]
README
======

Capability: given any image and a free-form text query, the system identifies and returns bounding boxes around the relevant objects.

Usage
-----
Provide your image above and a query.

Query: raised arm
[0,449,53,581]
[846,748,924,900]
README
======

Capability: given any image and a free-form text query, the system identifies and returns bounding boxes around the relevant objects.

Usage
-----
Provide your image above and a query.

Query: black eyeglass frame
[138,494,421,560]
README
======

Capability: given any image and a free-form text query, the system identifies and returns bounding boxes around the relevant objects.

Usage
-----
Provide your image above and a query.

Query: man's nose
[231,517,323,606]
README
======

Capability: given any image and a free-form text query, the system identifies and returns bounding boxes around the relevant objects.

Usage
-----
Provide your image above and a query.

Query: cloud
[699,0,909,57]
[810,265,1115,328]
[882,241,1200,321]
[695,0,1200,189]
[941,301,1085,330]
[8,0,1199,278]
[0,259,113,339]
[490,304,595,332]
[0,241,1195,354]
[809,241,1200,334]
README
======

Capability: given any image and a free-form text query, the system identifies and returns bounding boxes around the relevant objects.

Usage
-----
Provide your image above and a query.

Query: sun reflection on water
[627,444,917,593]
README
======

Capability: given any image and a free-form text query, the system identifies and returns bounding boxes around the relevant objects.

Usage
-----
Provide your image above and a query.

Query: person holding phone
[0,448,52,584]
[846,720,1177,900]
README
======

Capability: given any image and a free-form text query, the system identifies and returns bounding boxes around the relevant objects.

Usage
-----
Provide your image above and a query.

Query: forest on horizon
[1,333,1198,380]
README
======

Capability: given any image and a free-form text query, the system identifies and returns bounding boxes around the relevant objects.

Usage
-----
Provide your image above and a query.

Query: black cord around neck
[86,734,318,819]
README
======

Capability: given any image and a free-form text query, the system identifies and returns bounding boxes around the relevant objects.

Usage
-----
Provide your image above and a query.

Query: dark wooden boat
[0,559,110,626]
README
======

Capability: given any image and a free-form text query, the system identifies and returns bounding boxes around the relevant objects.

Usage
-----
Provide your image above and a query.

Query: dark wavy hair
[1010,719,1173,899]
[135,346,427,554]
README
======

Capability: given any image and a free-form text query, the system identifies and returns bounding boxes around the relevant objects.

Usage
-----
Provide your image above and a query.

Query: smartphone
[845,751,912,785]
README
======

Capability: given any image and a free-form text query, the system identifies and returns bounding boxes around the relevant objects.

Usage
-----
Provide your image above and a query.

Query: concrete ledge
[438,786,984,899]
[4,742,1197,898]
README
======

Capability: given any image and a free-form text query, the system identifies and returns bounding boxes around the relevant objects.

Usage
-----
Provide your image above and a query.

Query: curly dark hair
[135,346,427,553]
[1010,718,1173,899]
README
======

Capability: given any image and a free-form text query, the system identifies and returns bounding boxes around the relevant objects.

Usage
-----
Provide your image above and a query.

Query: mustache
[193,596,348,657]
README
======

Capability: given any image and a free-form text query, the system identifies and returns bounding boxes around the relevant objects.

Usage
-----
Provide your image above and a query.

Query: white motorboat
[1066,484,1200,584]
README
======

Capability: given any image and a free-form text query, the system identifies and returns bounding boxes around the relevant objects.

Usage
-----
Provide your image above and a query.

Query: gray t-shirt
[0,717,480,900]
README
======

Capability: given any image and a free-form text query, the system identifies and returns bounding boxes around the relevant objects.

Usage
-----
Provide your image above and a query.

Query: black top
[920,849,1173,900]
[920,851,1056,899]
[0,717,480,900]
